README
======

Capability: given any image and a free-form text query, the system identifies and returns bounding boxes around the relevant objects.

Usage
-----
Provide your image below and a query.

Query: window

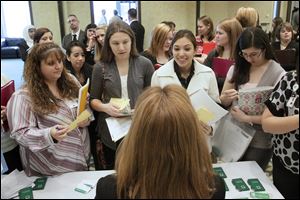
[1,1,32,38]
[92,1,137,25]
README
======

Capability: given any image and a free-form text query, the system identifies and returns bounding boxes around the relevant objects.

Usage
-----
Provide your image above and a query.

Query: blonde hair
[94,25,108,63]
[145,23,172,58]
[24,43,79,114]
[236,7,259,28]
[115,85,215,198]
[216,18,243,59]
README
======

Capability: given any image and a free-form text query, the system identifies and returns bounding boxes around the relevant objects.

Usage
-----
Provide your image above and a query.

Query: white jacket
[151,59,220,102]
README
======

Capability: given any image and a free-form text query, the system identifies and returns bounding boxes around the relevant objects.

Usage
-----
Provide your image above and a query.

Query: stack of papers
[1,170,35,199]
[110,98,131,115]
[106,117,132,142]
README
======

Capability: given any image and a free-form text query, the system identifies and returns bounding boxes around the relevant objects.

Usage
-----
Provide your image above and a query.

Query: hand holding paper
[51,125,69,142]
[67,109,92,134]
[109,98,132,116]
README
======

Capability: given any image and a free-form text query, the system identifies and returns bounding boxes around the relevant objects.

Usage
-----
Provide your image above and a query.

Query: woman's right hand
[50,125,69,142]
[220,89,239,106]
[103,103,124,118]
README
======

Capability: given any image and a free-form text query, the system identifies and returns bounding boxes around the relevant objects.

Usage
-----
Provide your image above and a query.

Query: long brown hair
[100,21,138,63]
[115,85,215,198]
[94,25,108,63]
[216,18,243,60]
[24,43,79,115]
[145,23,172,58]
[197,15,215,41]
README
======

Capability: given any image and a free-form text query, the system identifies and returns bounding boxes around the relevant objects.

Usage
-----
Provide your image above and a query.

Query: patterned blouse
[6,89,90,176]
[265,71,299,174]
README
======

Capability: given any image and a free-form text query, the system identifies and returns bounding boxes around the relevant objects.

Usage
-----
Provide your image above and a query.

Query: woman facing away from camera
[95,85,225,199]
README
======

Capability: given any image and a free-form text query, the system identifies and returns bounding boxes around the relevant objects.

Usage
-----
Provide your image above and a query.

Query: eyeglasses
[239,50,263,60]
[67,19,77,24]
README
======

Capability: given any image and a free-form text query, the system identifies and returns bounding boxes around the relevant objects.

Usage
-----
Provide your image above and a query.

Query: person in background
[83,23,97,66]
[204,18,242,68]
[21,27,54,61]
[94,25,108,63]
[6,43,92,176]
[203,18,243,93]
[141,23,173,70]
[235,7,259,28]
[194,15,216,63]
[64,41,98,170]
[151,29,219,154]
[291,7,299,40]
[23,25,36,48]
[270,17,283,43]
[220,27,286,170]
[33,27,54,44]
[62,14,85,49]
[95,85,226,199]
[18,25,36,61]
[1,74,23,174]
[161,20,176,35]
[98,9,108,26]
[128,8,145,53]
[90,21,154,170]
[271,22,299,71]
[65,41,93,86]
[109,10,123,24]
[262,67,299,199]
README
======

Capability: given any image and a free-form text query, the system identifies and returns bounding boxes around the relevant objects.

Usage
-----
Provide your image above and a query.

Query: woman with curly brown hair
[6,43,92,176]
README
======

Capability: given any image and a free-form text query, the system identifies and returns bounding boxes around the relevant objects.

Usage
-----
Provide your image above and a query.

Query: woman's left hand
[230,106,249,123]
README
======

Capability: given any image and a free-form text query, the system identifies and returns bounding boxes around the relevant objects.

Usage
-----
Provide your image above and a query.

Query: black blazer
[95,174,226,199]
[62,30,85,49]
[130,21,145,53]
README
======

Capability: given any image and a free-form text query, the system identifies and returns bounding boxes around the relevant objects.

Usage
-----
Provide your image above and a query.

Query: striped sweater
[6,89,90,176]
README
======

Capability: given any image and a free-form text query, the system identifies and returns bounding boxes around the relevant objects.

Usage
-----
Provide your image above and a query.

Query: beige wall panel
[280,1,288,22]
[31,1,61,44]
[201,1,230,29]
[141,1,196,49]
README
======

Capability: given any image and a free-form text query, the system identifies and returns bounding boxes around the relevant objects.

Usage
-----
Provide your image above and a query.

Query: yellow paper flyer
[196,107,215,123]
[65,109,92,135]
[77,79,89,116]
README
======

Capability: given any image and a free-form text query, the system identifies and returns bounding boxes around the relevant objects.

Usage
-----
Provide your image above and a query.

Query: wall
[141,1,196,48]
[30,1,286,47]
[31,1,90,45]
[31,1,61,44]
